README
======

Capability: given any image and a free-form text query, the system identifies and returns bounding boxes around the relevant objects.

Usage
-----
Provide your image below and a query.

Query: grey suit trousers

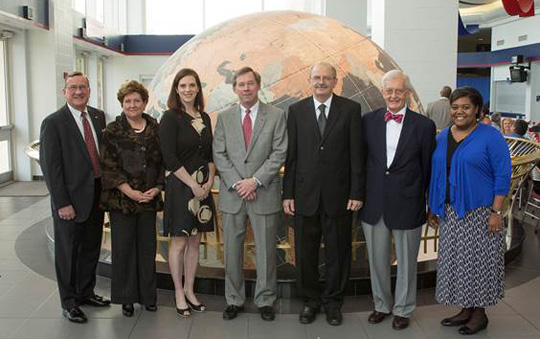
[223,202,279,308]
[362,218,422,318]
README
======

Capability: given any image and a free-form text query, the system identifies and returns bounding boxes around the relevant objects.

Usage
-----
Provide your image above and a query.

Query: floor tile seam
[125,311,143,339]
[185,313,195,339]
[496,301,540,333]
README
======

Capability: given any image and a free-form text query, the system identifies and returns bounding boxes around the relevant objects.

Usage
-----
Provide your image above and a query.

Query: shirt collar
[386,106,407,117]
[241,100,259,115]
[67,103,88,117]
[313,94,333,111]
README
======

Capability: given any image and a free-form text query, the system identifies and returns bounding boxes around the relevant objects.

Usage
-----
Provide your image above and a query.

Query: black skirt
[163,170,215,237]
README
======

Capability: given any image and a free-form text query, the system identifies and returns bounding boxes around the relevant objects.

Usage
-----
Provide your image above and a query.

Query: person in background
[39,72,110,324]
[507,119,529,139]
[490,112,502,131]
[426,85,452,130]
[100,80,164,317]
[501,118,514,135]
[160,68,216,318]
[428,86,511,336]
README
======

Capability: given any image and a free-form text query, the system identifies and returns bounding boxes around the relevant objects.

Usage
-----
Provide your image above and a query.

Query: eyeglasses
[383,88,407,96]
[66,85,89,91]
[310,76,336,82]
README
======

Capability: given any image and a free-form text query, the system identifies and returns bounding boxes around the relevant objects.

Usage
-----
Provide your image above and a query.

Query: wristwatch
[490,207,503,215]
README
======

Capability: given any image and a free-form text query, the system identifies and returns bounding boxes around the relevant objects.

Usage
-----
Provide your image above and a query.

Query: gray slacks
[362,218,422,318]
[222,203,279,308]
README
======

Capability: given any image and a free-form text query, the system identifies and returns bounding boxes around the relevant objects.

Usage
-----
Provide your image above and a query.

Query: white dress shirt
[241,100,259,129]
[386,106,407,168]
[313,95,333,119]
[67,103,100,154]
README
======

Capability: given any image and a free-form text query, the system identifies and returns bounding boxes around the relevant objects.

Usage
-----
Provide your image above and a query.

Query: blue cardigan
[428,124,511,220]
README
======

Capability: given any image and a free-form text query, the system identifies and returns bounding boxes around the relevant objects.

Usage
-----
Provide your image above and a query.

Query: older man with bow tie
[360,70,436,330]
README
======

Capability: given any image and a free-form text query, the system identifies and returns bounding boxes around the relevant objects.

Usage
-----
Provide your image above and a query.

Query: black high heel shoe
[458,315,489,335]
[186,297,206,313]
[122,304,134,317]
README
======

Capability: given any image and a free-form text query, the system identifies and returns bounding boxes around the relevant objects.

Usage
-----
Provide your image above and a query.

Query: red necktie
[384,111,404,123]
[243,109,252,150]
[81,112,101,178]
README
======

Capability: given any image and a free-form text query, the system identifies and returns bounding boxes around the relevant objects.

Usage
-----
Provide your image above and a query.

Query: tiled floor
[1,194,540,339]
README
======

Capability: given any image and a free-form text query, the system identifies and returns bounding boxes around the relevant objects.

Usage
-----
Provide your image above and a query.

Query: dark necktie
[317,104,327,136]
[81,112,101,178]
[384,111,404,123]
[243,108,252,150]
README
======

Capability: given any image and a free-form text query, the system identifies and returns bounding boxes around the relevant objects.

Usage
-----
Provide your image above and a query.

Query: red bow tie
[384,111,404,123]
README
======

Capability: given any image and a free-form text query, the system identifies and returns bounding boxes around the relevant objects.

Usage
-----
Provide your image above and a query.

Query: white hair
[381,70,412,90]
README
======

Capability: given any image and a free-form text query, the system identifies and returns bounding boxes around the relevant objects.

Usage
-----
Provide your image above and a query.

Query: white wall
[489,14,540,121]
[103,55,167,121]
[371,0,458,109]
[491,14,540,51]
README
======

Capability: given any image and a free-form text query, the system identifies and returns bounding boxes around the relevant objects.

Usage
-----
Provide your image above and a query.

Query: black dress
[159,109,215,237]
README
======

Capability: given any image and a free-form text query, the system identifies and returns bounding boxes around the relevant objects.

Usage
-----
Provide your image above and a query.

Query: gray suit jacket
[213,101,287,215]
[426,97,452,130]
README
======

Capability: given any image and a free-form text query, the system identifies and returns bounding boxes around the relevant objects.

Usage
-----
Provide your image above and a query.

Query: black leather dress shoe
[458,315,488,335]
[62,306,87,323]
[441,316,470,327]
[259,306,275,321]
[392,316,410,330]
[223,305,244,320]
[82,295,111,307]
[368,311,391,324]
[326,308,343,326]
[122,304,134,317]
[299,305,319,324]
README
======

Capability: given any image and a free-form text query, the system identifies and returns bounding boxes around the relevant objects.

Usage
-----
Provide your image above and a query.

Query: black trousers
[109,211,157,306]
[294,203,352,310]
[53,181,104,310]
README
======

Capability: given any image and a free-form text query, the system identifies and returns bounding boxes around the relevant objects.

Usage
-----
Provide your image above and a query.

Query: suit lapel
[321,95,339,143]
[374,109,388,168]
[61,105,92,165]
[87,108,103,147]
[389,108,416,169]
[245,102,267,159]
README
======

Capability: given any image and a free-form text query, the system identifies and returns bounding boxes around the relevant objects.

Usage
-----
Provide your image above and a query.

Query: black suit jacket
[39,104,106,223]
[283,94,364,217]
[361,107,436,230]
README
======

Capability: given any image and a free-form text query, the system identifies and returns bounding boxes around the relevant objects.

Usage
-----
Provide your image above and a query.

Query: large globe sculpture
[145,10,425,282]
[146,10,423,123]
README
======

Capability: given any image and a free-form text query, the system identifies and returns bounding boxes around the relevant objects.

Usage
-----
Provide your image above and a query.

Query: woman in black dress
[100,80,164,317]
[159,68,215,317]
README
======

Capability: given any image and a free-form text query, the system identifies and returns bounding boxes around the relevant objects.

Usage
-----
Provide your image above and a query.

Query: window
[0,39,13,183]
[73,0,86,14]
[146,0,204,34]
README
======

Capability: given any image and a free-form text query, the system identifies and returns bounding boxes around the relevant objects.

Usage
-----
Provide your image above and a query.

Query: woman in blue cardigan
[427,87,511,335]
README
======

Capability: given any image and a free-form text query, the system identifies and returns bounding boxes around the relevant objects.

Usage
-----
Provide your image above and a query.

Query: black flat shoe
[259,306,275,321]
[186,297,206,312]
[145,305,157,312]
[122,304,134,317]
[441,317,470,327]
[326,308,343,326]
[458,315,489,335]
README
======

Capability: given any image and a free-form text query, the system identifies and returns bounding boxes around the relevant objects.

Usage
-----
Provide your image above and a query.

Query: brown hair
[167,68,205,113]
[64,71,89,88]
[232,66,261,88]
[117,80,149,104]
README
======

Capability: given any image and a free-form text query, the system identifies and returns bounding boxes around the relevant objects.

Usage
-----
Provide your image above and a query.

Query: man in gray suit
[213,66,287,322]
[426,85,452,130]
